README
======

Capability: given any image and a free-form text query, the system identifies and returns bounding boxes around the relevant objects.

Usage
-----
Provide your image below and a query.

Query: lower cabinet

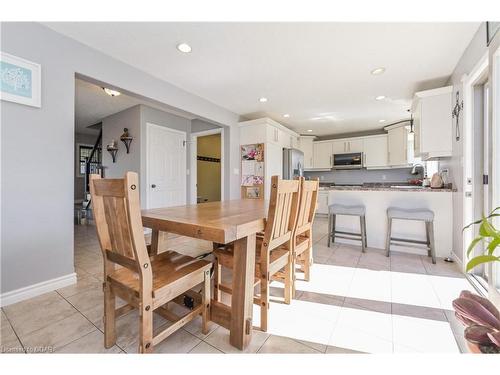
[316,191,329,215]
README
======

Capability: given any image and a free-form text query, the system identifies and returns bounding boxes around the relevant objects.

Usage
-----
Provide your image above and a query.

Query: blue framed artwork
[1,52,41,108]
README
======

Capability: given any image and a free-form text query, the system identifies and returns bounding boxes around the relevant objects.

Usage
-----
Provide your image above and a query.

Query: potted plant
[452,207,500,353]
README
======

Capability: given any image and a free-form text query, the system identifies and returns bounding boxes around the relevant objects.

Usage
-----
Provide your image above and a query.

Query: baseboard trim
[450,251,464,272]
[0,273,77,307]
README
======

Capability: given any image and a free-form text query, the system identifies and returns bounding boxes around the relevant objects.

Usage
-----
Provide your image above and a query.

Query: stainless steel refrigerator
[282,148,304,180]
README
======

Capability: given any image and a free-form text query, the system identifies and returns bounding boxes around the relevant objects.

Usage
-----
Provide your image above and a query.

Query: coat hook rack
[452,91,463,141]
[120,128,133,153]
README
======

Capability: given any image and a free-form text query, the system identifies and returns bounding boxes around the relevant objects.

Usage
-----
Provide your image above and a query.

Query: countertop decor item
[120,128,133,153]
[1,52,41,107]
[430,173,444,189]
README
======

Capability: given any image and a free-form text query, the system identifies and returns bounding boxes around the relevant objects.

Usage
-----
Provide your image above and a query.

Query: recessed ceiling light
[103,88,121,97]
[375,95,386,101]
[307,129,313,132]
[176,43,192,53]
[379,119,386,123]
[283,114,290,118]
[371,67,386,75]
[259,97,268,103]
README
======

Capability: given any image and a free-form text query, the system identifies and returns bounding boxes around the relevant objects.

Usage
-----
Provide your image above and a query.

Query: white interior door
[146,123,186,209]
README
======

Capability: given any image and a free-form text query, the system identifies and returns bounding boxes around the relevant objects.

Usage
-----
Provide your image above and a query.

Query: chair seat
[108,250,211,298]
[387,207,434,222]
[329,203,366,216]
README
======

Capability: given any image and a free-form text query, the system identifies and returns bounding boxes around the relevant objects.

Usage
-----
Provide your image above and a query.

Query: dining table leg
[229,233,257,350]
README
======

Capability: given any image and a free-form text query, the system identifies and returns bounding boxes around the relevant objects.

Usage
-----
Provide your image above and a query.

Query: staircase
[80,129,103,221]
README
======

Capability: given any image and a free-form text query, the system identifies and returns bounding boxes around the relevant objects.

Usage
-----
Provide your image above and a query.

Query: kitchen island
[317,184,454,258]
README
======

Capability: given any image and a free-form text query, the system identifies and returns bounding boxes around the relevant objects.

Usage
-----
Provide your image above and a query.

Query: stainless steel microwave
[332,152,363,169]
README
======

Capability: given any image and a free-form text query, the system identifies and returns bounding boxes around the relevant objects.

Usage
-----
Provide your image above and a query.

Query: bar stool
[328,204,367,252]
[385,207,436,264]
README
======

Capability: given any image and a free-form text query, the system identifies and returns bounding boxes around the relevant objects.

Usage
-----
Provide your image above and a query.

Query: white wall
[0,22,240,299]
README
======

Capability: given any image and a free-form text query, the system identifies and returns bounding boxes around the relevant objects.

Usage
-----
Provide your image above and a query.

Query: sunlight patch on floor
[253,299,341,346]
[392,314,459,353]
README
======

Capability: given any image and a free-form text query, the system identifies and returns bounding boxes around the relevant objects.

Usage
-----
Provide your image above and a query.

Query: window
[78,144,93,176]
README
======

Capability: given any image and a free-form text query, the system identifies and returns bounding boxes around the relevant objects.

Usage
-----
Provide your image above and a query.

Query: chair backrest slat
[90,173,150,274]
[294,178,319,237]
[263,176,301,249]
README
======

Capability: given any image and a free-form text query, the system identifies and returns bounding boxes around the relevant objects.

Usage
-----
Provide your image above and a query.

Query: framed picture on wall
[0,52,41,108]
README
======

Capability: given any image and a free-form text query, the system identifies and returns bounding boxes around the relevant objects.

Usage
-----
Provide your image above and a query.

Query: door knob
[151,184,156,188]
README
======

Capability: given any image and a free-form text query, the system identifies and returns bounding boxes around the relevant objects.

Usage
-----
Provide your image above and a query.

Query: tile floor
[0,217,472,354]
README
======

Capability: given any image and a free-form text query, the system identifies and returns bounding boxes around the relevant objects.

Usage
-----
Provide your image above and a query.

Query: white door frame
[462,52,489,272]
[145,122,187,209]
[190,128,225,204]
[490,46,500,306]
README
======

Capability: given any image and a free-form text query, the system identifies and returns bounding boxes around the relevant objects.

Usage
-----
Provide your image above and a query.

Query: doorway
[190,129,224,204]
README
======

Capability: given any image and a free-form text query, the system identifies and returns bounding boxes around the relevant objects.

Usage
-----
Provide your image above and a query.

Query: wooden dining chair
[90,172,212,353]
[213,175,301,332]
[290,177,319,297]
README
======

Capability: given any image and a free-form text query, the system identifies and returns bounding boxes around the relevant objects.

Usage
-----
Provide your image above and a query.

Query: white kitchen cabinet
[412,86,453,160]
[363,135,388,168]
[313,141,333,169]
[387,126,408,166]
[298,136,315,169]
[331,140,346,155]
[345,138,363,153]
[316,191,329,215]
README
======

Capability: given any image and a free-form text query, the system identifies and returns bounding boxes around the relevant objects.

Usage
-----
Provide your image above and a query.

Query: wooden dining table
[141,199,267,350]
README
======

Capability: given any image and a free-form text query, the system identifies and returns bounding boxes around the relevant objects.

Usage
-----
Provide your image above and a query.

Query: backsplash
[304,167,415,184]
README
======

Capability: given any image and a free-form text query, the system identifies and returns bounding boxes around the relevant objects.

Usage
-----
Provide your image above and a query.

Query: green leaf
[466,255,500,272]
[487,237,500,256]
[479,218,496,237]
[466,236,483,257]
[463,218,484,232]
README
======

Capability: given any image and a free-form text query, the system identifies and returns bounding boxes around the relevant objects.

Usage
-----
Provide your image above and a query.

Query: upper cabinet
[363,135,388,168]
[239,118,300,148]
[387,125,409,167]
[298,136,315,169]
[313,141,333,169]
[412,86,453,160]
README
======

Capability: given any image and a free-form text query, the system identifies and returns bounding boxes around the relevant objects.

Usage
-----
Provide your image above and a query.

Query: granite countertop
[317,182,456,193]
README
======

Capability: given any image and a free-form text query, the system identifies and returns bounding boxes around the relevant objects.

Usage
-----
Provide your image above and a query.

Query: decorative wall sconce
[120,128,133,153]
[106,140,118,163]
[452,91,463,141]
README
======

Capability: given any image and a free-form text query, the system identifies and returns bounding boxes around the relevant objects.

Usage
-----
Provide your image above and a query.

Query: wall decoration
[106,140,119,163]
[0,52,41,107]
[244,186,262,199]
[451,91,463,141]
[241,143,265,199]
[120,128,133,153]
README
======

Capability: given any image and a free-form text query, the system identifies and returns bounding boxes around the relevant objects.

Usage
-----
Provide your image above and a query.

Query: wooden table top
[141,199,267,244]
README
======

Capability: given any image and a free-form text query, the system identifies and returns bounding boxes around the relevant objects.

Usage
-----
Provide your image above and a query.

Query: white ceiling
[75,78,196,134]
[56,23,480,136]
